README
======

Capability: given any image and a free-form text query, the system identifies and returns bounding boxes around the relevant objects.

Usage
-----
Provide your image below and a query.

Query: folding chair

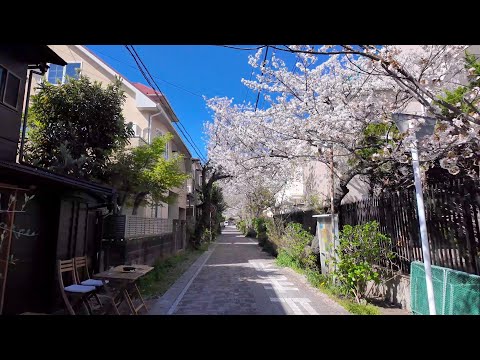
[123,282,149,315]
[57,259,96,315]
[74,256,121,315]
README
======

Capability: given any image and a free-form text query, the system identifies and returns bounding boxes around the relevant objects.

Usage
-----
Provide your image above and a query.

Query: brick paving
[149,226,349,315]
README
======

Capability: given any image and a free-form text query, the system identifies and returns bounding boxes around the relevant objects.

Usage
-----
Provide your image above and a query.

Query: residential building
[0,45,115,314]
[186,158,202,225]
[27,45,192,220]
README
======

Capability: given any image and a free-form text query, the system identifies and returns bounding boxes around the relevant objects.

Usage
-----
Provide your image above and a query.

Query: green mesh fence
[411,261,480,315]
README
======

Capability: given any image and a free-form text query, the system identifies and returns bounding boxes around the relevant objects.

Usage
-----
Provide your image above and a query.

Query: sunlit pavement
[149,226,349,315]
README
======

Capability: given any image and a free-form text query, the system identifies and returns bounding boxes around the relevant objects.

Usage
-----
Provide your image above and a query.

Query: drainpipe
[19,68,43,162]
[149,111,162,144]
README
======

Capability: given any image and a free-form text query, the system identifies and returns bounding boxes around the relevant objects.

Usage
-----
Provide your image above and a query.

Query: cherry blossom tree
[206,45,479,211]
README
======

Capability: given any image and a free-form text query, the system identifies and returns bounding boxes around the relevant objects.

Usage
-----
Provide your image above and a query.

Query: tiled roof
[132,82,163,97]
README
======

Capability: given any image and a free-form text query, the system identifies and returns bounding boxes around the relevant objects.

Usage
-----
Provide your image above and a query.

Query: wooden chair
[74,256,121,315]
[74,256,107,288]
[123,282,149,315]
[57,259,97,315]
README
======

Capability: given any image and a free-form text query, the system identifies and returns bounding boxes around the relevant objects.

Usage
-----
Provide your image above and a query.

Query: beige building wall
[27,45,192,220]
[302,160,369,208]
[30,45,150,142]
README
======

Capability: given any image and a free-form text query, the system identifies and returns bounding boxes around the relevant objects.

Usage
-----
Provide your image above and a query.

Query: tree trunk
[191,163,231,247]
[117,191,128,210]
[333,180,350,213]
[132,192,148,215]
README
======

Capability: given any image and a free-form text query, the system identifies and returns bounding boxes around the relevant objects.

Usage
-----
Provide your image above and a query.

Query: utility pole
[329,144,337,276]
[330,145,335,219]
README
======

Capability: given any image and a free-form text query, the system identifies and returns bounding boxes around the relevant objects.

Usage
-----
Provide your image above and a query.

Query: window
[0,65,21,110]
[0,66,6,101]
[153,128,169,158]
[164,140,169,160]
[47,62,81,84]
[47,64,64,84]
[4,73,20,108]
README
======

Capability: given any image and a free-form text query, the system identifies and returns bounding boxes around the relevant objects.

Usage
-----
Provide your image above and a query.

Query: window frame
[164,140,170,160]
[0,65,6,103]
[0,64,22,111]
[46,62,82,85]
[153,128,169,159]
[133,123,142,137]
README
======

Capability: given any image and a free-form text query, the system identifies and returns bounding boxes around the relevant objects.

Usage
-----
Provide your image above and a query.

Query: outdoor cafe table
[93,265,153,315]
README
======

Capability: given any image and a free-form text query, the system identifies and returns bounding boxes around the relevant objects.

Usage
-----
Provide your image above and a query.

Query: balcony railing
[128,136,148,148]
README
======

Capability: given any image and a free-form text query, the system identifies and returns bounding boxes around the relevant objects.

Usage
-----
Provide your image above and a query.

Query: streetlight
[392,111,437,315]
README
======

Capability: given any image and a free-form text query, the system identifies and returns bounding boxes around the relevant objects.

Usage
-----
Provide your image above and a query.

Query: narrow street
[149,226,348,315]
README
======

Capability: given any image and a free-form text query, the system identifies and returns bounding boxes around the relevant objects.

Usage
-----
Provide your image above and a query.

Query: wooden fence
[339,179,480,275]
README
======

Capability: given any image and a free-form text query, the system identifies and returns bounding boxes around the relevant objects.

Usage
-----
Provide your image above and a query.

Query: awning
[0,45,67,66]
[0,161,114,196]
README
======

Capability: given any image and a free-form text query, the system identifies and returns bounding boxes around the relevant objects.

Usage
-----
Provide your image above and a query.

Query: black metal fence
[339,179,480,275]
[273,209,318,235]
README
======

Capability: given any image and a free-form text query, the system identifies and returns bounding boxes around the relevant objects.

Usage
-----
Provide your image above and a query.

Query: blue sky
[86,45,267,161]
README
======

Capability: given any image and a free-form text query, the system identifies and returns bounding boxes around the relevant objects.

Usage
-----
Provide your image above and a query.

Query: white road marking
[250,261,278,272]
[270,297,318,315]
[300,300,318,315]
[264,286,299,292]
[251,261,318,315]
[263,275,299,292]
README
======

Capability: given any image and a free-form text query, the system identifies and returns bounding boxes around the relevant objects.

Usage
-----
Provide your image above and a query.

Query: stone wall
[367,274,411,312]
[102,232,184,268]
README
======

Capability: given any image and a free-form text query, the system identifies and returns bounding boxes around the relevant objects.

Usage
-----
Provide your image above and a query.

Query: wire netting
[411,261,480,315]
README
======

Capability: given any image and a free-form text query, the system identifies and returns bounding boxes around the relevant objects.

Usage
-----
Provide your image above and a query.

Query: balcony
[128,136,148,148]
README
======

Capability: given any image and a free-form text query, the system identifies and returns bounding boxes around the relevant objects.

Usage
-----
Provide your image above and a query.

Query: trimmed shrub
[252,217,267,243]
[265,217,285,248]
[280,222,317,271]
[333,221,395,304]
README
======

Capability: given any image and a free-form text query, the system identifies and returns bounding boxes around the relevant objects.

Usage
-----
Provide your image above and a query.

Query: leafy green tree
[246,186,276,218]
[25,75,133,179]
[348,122,414,194]
[433,52,480,180]
[439,53,480,119]
[106,133,189,215]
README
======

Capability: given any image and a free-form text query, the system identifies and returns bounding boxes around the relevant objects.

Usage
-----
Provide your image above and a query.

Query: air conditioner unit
[133,124,142,137]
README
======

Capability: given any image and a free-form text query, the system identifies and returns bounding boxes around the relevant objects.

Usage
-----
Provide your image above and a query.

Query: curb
[147,242,216,315]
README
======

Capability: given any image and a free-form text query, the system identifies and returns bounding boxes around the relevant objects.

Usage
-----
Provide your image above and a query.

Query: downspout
[19,68,43,162]
[149,111,162,144]
[149,111,162,217]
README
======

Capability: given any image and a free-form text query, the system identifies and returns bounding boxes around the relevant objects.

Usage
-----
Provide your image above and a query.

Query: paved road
[149,226,349,315]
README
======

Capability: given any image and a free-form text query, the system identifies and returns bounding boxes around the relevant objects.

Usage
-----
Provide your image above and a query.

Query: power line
[128,45,207,163]
[125,45,207,163]
[220,45,267,51]
[93,47,205,99]
[255,46,270,111]
[128,46,207,162]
